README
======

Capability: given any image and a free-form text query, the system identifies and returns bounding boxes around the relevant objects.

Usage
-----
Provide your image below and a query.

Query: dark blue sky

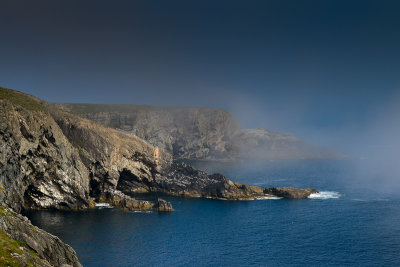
[1,0,400,153]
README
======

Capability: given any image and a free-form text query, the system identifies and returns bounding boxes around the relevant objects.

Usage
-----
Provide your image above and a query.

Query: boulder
[155,198,174,212]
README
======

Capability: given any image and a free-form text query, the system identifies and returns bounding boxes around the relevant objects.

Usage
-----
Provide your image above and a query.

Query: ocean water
[25,160,400,266]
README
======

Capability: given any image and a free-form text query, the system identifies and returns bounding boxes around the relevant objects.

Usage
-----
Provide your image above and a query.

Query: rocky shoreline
[0,86,317,266]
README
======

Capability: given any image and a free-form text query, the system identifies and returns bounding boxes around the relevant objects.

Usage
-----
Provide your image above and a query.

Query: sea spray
[308,191,341,199]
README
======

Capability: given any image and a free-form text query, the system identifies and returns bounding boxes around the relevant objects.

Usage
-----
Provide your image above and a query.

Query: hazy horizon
[1,0,400,157]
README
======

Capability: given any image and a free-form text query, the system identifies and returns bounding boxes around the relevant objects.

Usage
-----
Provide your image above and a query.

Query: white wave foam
[131,210,153,213]
[95,203,113,208]
[256,195,282,200]
[308,191,340,199]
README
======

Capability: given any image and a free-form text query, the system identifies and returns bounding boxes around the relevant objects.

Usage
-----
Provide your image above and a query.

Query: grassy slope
[56,102,225,115]
[0,87,45,112]
[0,229,26,267]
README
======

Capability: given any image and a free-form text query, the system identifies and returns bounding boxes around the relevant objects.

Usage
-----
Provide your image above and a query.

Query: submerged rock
[264,187,318,199]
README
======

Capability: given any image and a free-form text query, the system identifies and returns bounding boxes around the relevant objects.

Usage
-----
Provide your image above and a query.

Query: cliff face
[0,87,270,211]
[0,93,91,213]
[54,103,340,161]
[48,108,267,201]
[50,107,172,209]
[0,86,319,266]
[55,104,241,160]
[0,88,320,207]
[0,88,86,266]
[0,87,175,266]
[0,87,174,212]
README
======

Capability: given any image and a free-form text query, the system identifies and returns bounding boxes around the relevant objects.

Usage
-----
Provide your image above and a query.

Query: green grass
[0,87,45,112]
[0,206,16,218]
[0,229,41,267]
[0,205,41,266]
[0,229,24,267]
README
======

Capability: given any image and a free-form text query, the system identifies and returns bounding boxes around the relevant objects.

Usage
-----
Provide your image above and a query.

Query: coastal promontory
[0,86,318,266]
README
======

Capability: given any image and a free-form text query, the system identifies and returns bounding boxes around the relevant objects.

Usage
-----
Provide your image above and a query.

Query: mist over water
[348,91,400,194]
[219,83,400,197]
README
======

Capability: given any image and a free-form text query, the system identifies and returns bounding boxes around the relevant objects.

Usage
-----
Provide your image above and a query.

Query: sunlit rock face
[0,87,173,212]
[0,93,91,212]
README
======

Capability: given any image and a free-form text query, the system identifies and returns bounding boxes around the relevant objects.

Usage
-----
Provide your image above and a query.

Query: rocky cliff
[49,108,273,201]
[54,103,240,160]
[0,87,176,213]
[0,86,318,266]
[0,87,319,205]
[54,103,340,161]
[0,90,91,213]
[0,87,174,266]
[0,204,82,267]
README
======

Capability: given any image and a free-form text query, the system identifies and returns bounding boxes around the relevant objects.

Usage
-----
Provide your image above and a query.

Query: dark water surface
[25,160,400,266]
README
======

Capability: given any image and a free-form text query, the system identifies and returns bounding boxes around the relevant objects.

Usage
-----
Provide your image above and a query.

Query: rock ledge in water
[155,198,174,212]
[264,187,318,199]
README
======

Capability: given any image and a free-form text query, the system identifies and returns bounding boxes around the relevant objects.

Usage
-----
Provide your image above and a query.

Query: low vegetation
[0,86,45,112]
[0,229,26,267]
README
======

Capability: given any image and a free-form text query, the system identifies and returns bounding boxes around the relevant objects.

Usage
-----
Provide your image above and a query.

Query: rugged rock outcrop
[0,205,82,267]
[49,106,172,209]
[0,87,172,212]
[0,90,92,212]
[264,187,318,199]
[154,162,265,200]
[155,198,174,212]
[53,103,342,161]
[97,189,155,210]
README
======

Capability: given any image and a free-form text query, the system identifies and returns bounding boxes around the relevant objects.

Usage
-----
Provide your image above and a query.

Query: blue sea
[25,160,400,266]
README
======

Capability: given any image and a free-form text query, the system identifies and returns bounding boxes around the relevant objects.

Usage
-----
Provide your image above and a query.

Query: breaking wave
[256,195,283,200]
[308,191,341,199]
[95,203,113,208]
